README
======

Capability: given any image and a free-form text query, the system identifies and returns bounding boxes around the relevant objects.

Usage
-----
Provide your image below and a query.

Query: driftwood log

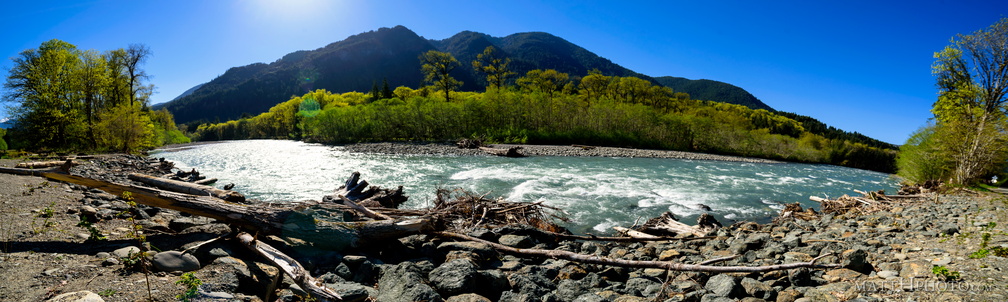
[636,212,722,237]
[15,160,79,169]
[479,146,525,157]
[128,173,245,203]
[42,172,436,250]
[236,233,342,302]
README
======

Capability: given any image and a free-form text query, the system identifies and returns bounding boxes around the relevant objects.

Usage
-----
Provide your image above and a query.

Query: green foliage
[2,39,184,153]
[192,72,897,172]
[32,201,57,234]
[932,265,961,281]
[897,124,951,184]
[421,50,462,101]
[472,46,514,90]
[95,102,157,153]
[0,128,7,150]
[176,272,202,302]
[97,289,116,297]
[901,17,1008,186]
[76,215,107,241]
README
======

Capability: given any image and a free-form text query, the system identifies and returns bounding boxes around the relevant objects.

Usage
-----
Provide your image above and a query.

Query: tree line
[191,47,896,173]
[1,39,189,153]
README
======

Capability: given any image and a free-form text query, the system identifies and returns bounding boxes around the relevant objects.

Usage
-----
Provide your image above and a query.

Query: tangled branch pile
[811,190,929,218]
[431,188,569,233]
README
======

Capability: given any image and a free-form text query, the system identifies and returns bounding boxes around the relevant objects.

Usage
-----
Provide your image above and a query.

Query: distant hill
[654,76,772,111]
[169,83,205,103]
[156,26,717,124]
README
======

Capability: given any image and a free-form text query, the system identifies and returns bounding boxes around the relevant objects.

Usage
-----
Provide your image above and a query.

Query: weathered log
[639,211,719,237]
[38,172,436,250]
[194,178,218,185]
[16,160,78,169]
[612,226,660,239]
[0,159,74,175]
[332,171,407,208]
[128,173,245,203]
[435,232,839,272]
[237,233,342,302]
[479,146,525,157]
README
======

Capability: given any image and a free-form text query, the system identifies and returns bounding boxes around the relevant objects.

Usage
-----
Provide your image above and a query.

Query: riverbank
[340,142,782,164]
[0,155,1005,301]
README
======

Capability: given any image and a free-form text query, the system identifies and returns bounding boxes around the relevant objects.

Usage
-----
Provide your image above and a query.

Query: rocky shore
[1,154,1006,302]
[341,142,780,164]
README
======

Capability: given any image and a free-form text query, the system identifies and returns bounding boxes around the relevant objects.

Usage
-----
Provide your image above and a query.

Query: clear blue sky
[2,0,1006,144]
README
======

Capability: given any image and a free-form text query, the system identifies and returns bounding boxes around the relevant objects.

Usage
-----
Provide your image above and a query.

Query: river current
[151,140,898,234]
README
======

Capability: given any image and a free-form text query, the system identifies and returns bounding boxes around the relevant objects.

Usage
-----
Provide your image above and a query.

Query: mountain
[653,76,772,111]
[168,83,205,103]
[157,26,699,124]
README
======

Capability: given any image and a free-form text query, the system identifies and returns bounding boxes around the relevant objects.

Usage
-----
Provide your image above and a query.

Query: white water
[151,140,899,234]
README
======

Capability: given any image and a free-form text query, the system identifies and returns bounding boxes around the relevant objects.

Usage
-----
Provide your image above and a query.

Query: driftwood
[612,226,659,239]
[194,178,218,185]
[331,172,407,208]
[237,233,342,302]
[0,159,75,176]
[16,160,79,169]
[811,189,930,217]
[479,146,525,157]
[40,172,436,250]
[128,173,245,203]
[637,212,722,237]
[436,231,839,272]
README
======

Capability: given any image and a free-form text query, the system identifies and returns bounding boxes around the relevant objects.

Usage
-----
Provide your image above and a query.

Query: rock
[111,246,141,258]
[788,268,814,287]
[705,274,740,298]
[477,270,510,300]
[498,234,534,248]
[151,251,200,272]
[775,289,801,302]
[101,258,119,266]
[931,256,952,266]
[900,260,932,278]
[438,241,497,260]
[877,270,899,279]
[658,249,681,260]
[445,293,492,302]
[430,259,479,297]
[377,262,443,302]
[624,278,660,297]
[208,247,231,258]
[740,277,775,300]
[325,282,375,302]
[840,249,870,273]
[555,279,587,301]
[700,294,736,302]
[508,271,555,297]
[823,268,864,282]
[46,290,105,302]
[557,264,588,280]
[782,252,812,263]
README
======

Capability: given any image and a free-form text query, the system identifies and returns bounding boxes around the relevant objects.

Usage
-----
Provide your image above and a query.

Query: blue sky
[2,0,1006,144]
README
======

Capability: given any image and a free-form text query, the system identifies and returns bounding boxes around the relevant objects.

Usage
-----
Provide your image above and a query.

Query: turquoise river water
[150,140,898,234]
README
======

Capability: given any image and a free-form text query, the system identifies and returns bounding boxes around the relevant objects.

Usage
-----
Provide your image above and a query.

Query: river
[150,140,898,234]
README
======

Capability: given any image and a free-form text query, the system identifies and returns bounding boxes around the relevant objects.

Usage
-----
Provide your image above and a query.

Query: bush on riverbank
[192,79,895,172]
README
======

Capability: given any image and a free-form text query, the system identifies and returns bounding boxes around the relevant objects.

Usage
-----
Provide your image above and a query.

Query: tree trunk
[42,172,436,250]
[127,172,245,203]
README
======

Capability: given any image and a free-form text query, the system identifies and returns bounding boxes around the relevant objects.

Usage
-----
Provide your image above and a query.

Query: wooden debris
[479,146,525,157]
[128,173,246,203]
[16,160,79,169]
[636,211,721,237]
[431,188,568,233]
[332,171,407,208]
[237,232,342,302]
[810,189,929,217]
[435,231,839,272]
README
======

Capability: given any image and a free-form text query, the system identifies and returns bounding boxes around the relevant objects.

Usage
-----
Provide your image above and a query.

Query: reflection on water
[152,140,898,234]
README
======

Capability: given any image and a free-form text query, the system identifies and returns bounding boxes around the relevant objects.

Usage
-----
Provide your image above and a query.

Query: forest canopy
[192,69,896,173]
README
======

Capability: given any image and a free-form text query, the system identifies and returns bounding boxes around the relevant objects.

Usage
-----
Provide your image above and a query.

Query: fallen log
[36,172,436,250]
[638,212,721,237]
[236,233,342,302]
[0,159,74,176]
[479,146,525,157]
[612,226,660,239]
[128,173,245,203]
[435,232,839,272]
[194,178,218,185]
[16,160,79,169]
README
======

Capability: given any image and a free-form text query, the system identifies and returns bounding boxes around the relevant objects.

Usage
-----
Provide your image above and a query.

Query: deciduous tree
[420,50,462,102]
[472,46,514,90]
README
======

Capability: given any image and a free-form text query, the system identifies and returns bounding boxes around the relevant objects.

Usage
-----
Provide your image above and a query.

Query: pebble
[111,246,140,258]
